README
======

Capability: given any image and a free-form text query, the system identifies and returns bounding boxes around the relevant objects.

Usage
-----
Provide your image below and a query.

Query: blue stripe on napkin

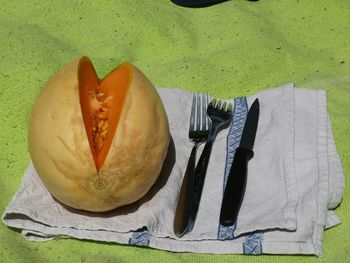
[129,228,151,247]
[217,97,248,240]
[243,232,264,255]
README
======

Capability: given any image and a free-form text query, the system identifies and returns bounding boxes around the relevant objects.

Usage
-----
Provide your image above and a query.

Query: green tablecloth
[1,0,349,262]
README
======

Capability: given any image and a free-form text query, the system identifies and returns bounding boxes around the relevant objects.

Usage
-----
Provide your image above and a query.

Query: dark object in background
[171,0,258,8]
[171,0,229,7]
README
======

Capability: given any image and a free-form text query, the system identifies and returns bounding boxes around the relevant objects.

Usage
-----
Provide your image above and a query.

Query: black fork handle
[173,142,199,237]
[186,125,219,233]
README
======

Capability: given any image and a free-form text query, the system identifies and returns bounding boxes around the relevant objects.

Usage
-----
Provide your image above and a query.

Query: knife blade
[219,98,260,226]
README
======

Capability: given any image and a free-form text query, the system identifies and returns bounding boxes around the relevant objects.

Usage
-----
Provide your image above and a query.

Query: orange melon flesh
[78,57,131,172]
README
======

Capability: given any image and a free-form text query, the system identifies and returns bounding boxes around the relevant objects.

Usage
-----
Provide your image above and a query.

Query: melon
[28,57,170,212]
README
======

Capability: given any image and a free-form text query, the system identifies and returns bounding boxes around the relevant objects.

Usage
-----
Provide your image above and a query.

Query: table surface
[1,0,349,262]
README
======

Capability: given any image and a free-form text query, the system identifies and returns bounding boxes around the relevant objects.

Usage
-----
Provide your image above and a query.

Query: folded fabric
[2,84,344,256]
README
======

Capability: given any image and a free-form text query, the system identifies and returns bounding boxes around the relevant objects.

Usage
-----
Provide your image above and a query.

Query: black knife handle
[173,143,198,237]
[220,147,254,226]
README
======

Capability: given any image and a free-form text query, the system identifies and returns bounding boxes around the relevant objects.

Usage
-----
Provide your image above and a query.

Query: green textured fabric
[1,0,349,262]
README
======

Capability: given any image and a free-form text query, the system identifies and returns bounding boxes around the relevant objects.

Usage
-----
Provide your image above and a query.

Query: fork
[186,99,232,234]
[173,93,209,238]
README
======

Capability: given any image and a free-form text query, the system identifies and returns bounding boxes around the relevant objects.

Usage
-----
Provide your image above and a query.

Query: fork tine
[189,93,196,131]
[222,101,227,111]
[210,98,217,107]
[206,94,210,129]
[201,93,207,131]
[196,93,201,131]
[227,102,233,112]
[216,100,222,109]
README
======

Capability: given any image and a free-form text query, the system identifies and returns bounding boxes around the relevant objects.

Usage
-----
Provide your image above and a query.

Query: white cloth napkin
[2,84,345,256]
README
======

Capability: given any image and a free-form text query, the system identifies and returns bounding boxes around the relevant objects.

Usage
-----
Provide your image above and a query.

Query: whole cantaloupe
[28,57,170,212]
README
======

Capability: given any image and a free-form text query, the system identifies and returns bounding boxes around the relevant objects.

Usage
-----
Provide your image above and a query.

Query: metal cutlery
[220,98,260,226]
[185,98,232,235]
[174,93,210,238]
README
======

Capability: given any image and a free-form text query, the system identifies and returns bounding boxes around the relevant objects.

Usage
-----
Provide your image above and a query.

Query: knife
[219,98,260,226]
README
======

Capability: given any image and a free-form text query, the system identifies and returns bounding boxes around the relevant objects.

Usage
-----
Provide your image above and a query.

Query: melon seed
[96,92,106,102]
[100,130,108,137]
[98,112,108,119]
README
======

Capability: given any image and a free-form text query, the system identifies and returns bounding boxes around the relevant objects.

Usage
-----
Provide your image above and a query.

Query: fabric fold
[2,84,344,256]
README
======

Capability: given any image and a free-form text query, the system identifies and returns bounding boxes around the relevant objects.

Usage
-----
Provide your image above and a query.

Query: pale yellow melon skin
[28,58,170,212]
